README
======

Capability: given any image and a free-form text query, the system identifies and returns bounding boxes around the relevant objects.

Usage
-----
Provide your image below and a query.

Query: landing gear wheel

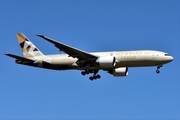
[89,76,93,81]
[156,70,160,74]
[96,74,101,79]
[81,71,86,76]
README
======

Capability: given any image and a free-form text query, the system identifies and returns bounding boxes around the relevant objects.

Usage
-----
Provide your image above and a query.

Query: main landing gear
[81,69,101,81]
[156,65,163,74]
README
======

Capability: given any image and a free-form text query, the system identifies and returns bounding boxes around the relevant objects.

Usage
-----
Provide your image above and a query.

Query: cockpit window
[165,54,170,56]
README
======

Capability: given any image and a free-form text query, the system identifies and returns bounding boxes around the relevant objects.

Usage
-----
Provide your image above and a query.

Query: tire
[89,76,93,80]
[156,70,160,74]
[81,71,86,76]
[96,74,101,79]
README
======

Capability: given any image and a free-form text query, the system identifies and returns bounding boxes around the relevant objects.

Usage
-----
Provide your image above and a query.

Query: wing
[36,34,98,60]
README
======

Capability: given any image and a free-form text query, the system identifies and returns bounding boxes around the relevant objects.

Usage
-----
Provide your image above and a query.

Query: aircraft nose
[170,56,174,61]
[166,56,174,62]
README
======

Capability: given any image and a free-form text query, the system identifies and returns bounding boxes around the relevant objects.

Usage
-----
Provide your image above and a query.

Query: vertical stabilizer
[16,33,44,58]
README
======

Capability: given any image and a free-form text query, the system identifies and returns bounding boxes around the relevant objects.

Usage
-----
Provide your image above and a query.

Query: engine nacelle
[96,56,116,67]
[112,67,128,76]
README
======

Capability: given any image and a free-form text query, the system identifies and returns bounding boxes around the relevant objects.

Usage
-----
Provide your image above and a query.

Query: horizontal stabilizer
[5,53,34,62]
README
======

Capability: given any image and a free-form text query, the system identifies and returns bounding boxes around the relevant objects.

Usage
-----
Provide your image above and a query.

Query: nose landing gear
[156,65,163,74]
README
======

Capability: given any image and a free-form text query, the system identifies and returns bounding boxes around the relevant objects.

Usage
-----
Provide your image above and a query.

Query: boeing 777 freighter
[5,33,174,80]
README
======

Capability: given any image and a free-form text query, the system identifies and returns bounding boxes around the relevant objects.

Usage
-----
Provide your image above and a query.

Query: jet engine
[110,67,128,76]
[96,56,116,67]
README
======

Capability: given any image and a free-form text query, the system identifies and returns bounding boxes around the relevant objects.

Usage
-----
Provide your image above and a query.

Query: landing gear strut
[81,69,93,76]
[156,65,163,74]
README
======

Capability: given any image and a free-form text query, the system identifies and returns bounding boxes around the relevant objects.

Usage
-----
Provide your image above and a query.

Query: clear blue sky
[0,0,180,119]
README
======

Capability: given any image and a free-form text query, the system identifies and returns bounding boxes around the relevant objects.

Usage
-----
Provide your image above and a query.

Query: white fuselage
[33,50,173,70]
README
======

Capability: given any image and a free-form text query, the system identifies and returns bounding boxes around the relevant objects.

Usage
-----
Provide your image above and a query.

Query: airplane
[5,33,174,80]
